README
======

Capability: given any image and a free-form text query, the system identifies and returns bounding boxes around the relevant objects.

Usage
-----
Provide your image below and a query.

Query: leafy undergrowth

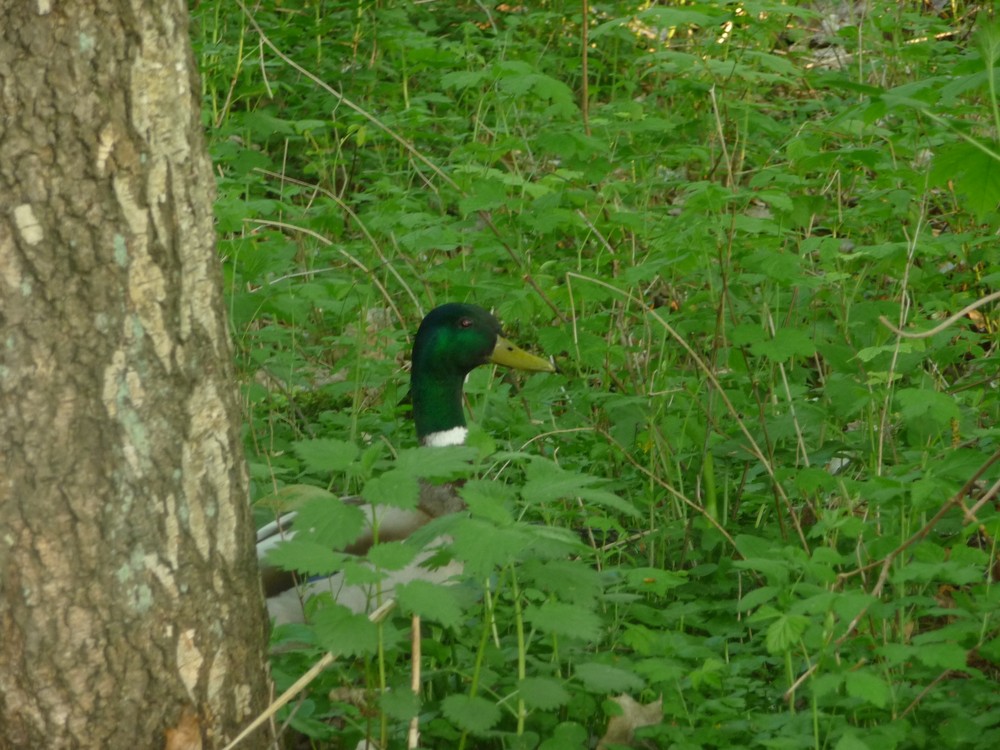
[192,2,1000,748]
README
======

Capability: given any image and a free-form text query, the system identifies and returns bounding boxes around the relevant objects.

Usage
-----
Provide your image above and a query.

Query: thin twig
[879,289,1000,339]
[221,600,397,750]
[566,272,809,551]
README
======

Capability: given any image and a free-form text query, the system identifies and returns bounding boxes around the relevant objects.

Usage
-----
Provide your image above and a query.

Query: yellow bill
[490,335,556,372]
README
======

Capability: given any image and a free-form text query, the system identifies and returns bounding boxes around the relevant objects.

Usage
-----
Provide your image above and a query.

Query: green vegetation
[191,2,1000,747]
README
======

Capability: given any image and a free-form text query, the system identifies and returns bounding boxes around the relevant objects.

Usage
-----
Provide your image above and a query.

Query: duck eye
[459,318,473,328]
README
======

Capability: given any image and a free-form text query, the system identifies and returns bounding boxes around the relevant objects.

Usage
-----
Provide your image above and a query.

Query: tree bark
[0,2,275,748]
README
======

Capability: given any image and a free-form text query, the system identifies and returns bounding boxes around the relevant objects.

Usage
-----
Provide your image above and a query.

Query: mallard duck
[259,303,555,623]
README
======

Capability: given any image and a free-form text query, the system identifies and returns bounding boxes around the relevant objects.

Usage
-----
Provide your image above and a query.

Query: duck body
[259,303,554,624]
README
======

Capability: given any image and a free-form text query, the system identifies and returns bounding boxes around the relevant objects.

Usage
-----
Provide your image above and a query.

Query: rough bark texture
[0,2,275,748]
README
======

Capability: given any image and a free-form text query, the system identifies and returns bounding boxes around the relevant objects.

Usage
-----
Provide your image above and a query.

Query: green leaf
[460,479,515,524]
[733,534,778,558]
[752,328,817,363]
[525,600,603,642]
[367,541,420,570]
[380,688,420,721]
[312,604,379,657]
[394,445,478,479]
[636,6,722,29]
[810,672,843,700]
[690,657,726,690]
[361,468,420,509]
[516,677,570,711]
[573,662,643,693]
[293,497,366,551]
[738,585,779,612]
[835,731,875,750]
[293,438,359,473]
[931,141,1000,221]
[624,567,687,597]
[440,69,488,90]
[733,557,790,586]
[845,669,890,708]
[265,539,344,577]
[521,558,603,604]
[255,483,338,518]
[396,579,464,628]
[896,388,960,429]
[912,641,969,670]
[458,175,509,214]
[538,722,589,750]
[441,694,501,735]
[522,458,601,501]
[765,613,809,654]
[522,459,640,517]
[290,119,328,135]
[449,518,532,576]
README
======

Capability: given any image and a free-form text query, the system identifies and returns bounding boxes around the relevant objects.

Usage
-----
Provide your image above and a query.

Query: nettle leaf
[518,677,570,710]
[835,731,875,750]
[366,541,419,571]
[522,459,640,517]
[752,328,817,363]
[577,488,642,518]
[461,479,515,524]
[931,141,1000,222]
[293,497,366,551]
[380,688,419,721]
[521,558,603,604]
[845,669,890,708]
[449,518,532,576]
[394,445,479,480]
[396,579,464,628]
[893,559,984,586]
[265,539,344,577]
[573,662,644,693]
[290,118,328,134]
[531,73,575,106]
[312,604,378,657]
[293,438,359,474]
[525,600,603,642]
[833,590,877,624]
[522,525,589,562]
[732,213,780,236]
[463,425,497,460]
[896,388,960,429]
[765,613,810,654]
[458,176,508,214]
[522,458,600,501]
[637,6,722,28]
[810,672,844,700]
[734,557,790,586]
[624,567,687,597]
[690,657,726,690]
[361,468,420,509]
[338,558,383,587]
[738,585,779,612]
[441,694,501,735]
[743,248,805,283]
[734,534,775,559]
[244,110,295,136]
[440,69,488,90]
[911,639,970,671]
[538,723,588,750]
[255,483,340,516]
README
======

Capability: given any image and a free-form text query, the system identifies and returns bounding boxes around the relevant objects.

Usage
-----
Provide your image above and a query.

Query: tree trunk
[0,2,275,748]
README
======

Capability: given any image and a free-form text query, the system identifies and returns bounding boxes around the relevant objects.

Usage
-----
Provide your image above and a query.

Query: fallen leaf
[165,707,202,750]
[597,694,663,749]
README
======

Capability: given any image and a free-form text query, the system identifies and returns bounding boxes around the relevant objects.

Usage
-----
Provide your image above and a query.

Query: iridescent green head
[410,303,554,445]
